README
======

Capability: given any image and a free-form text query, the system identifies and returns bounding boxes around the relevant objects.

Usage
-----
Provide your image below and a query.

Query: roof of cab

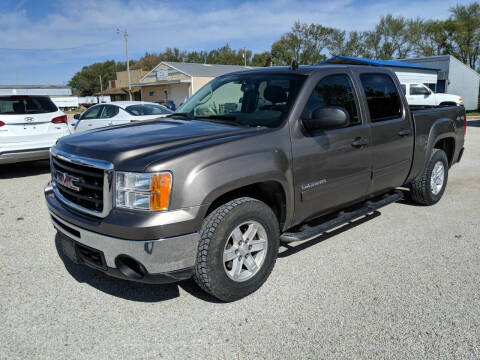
[223,63,397,77]
[320,56,440,71]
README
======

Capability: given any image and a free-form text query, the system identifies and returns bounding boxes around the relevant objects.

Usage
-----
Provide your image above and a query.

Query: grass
[466,111,480,117]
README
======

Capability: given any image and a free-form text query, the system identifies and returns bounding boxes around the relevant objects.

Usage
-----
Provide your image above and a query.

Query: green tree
[449,2,480,68]
[68,60,128,96]
[410,19,456,57]
[271,22,332,65]
[251,51,272,67]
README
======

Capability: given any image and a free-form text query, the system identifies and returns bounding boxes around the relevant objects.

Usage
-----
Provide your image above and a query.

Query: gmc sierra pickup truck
[45,64,466,301]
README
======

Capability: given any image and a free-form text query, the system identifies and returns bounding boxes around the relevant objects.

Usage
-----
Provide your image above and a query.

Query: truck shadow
[0,160,50,179]
[54,212,383,302]
[54,234,222,303]
[278,211,381,258]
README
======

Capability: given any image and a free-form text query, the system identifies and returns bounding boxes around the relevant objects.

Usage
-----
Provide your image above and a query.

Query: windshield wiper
[170,112,193,119]
[194,115,247,126]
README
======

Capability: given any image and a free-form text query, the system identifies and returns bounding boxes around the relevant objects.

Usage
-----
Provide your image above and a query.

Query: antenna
[290,59,298,70]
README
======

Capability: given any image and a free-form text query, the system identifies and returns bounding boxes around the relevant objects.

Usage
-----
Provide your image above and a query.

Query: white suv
[401,83,463,107]
[0,96,70,164]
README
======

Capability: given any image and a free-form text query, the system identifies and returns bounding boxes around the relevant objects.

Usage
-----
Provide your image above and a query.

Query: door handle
[351,137,369,148]
[87,124,92,126]
[397,129,412,137]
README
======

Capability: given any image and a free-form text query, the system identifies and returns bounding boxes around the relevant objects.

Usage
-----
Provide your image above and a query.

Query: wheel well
[434,137,455,166]
[439,101,457,107]
[205,181,287,228]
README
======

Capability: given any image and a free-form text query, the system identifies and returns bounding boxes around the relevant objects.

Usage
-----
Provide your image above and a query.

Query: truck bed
[408,105,465,182]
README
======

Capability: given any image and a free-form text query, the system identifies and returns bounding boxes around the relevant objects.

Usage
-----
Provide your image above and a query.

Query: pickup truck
[401,83,463,108]
[44,64,466,301]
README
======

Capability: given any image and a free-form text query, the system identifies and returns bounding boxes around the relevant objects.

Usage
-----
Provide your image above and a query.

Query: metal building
[0,85,72,97]
[401,55,480,111]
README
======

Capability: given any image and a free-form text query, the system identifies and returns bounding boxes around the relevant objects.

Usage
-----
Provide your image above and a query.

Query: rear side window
[359,74,402,122]
[0,96,57,114]
[126,104,172,116]
[302,74,360,126]
[101,105,119,118]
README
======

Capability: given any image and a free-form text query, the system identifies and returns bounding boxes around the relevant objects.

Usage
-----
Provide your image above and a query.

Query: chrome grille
[50,147,114,218]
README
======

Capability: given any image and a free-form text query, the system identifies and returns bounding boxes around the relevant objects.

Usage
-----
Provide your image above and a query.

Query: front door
[291,72,372,223]
[407,83,435,106]
[74,105,104,133]
[357,72,414,194]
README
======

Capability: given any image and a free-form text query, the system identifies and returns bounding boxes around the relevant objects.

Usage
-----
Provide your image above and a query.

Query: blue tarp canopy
[320,56,439,71]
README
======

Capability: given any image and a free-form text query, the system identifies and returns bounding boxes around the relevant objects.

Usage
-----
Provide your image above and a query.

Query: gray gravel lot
[1,122,480,359]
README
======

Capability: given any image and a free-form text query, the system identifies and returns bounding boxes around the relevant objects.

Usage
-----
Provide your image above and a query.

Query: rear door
[291,70,372,222]
[100,105,121,126]
[355,71,414,194]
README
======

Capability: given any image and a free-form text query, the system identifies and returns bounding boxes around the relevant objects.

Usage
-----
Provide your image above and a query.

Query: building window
[149,91,155,97]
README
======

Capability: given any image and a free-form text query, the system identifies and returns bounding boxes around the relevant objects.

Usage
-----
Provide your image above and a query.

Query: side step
[280,190,404,243]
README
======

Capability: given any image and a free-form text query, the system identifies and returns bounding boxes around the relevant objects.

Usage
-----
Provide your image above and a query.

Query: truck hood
[435,93,463,104]
[55,119,262,168]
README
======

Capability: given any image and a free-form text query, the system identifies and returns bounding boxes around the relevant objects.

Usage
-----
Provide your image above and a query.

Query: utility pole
[99,74,103,92]
[243,47,247,67]
[117,28,132,100]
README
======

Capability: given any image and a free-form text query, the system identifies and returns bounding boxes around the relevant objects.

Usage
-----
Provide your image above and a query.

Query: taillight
[130,120,139,123]
[463,115,467,136]
[0,121,5,127]
[51,115,68,124]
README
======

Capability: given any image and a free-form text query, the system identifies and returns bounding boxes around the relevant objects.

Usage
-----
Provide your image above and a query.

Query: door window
[410,84,431,96]
[125,104,172,116]
[101,105,119,118]
[359,73,402,122]
[303,74,360,126]
[81,106,103,120]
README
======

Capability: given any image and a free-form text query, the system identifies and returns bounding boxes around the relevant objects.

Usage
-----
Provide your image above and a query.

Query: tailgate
[0,96,70,150]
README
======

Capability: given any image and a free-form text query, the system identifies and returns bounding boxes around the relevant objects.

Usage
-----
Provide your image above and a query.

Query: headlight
[116,171,172,211]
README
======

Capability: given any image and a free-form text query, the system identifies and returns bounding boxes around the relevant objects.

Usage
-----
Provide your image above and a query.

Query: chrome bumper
[0,148,50,164]
[49,210,200,274]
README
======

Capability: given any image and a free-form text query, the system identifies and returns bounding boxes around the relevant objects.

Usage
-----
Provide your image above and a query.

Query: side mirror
[302,106,350,131]
[73,114,81,120]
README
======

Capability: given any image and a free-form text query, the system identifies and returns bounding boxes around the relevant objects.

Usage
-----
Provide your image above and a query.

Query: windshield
[176,73,306,127]
[0,96,58,115]
[125,104,173,116]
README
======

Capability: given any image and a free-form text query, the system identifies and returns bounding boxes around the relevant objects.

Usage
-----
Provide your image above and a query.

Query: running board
[280,190,404,243]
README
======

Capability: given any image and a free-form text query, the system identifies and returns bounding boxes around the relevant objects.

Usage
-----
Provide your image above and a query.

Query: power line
[0,38,117,52]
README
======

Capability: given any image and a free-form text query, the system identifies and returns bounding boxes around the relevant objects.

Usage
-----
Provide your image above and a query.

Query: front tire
[193,197,280,302]
[409,148,449,205]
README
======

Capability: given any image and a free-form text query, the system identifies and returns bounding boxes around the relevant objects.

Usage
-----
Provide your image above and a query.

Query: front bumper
[46,183,200,283]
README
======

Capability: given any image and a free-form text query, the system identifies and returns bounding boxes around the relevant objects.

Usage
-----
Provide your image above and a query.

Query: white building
[0,85,72,96]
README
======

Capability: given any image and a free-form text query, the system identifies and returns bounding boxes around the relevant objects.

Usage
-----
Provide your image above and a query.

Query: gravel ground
[1,122,479,359]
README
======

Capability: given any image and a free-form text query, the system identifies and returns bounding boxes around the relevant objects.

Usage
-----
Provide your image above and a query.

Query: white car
[69,101,173,133]
[401,83,463,107]
[0,95,70,164]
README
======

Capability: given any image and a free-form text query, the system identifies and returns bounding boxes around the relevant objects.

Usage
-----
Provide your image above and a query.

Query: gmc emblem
[55,170,80,191]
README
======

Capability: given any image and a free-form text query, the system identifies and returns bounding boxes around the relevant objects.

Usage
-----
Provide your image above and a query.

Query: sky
[0,0,472,85]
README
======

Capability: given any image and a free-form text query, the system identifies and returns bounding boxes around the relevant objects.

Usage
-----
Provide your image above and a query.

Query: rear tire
[409,148,449,205]
[193,197,279,302]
